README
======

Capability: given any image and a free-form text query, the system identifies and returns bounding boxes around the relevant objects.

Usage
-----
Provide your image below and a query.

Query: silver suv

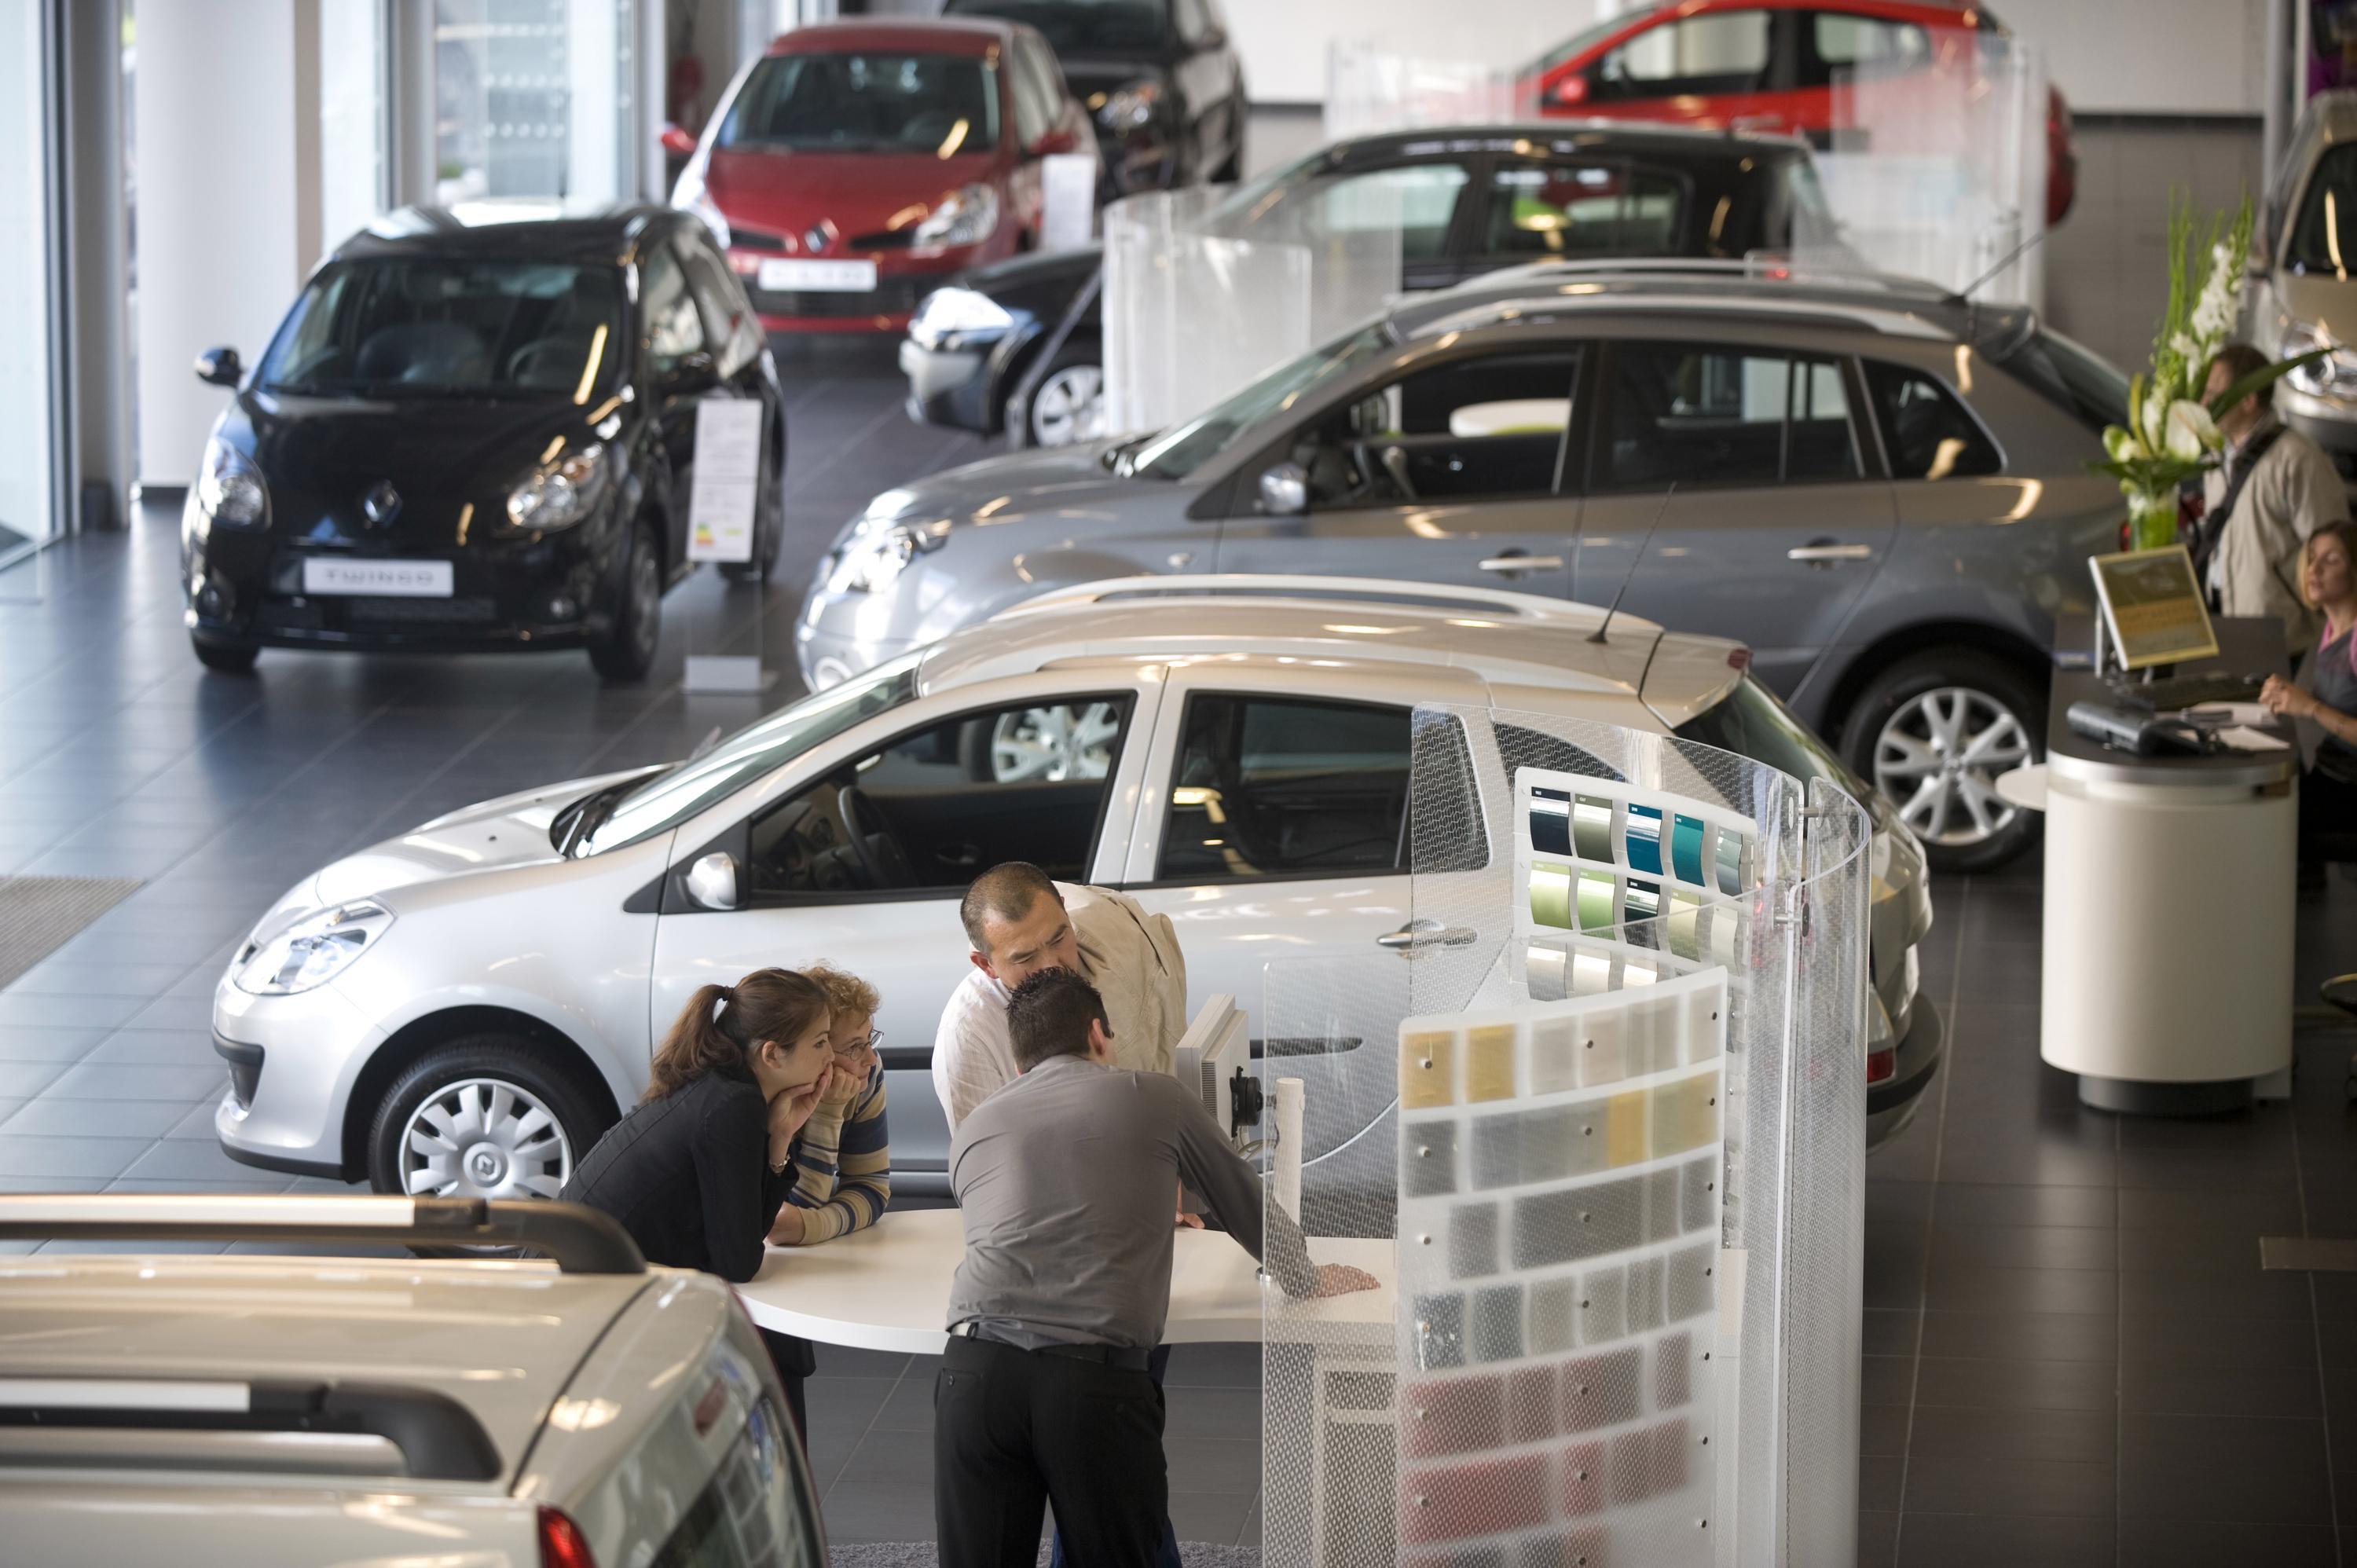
[801,261,2130,868]
[0,1195,824,1568]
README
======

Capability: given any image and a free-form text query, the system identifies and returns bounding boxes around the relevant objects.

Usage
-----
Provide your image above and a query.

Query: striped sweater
[783,1063,890,1243]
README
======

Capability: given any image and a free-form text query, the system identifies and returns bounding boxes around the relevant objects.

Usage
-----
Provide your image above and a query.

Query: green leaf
[2204,348,2329,419]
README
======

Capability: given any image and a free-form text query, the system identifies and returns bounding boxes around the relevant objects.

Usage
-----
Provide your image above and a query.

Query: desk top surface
[2047,616,2299,788]
[736,1207,1397,1355]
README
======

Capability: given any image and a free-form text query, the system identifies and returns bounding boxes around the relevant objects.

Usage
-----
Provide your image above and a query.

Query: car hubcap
[992,703,1120,782]
[400,1077,570,1200]
[1873,686,2032,847]
[1032,365,1105,448]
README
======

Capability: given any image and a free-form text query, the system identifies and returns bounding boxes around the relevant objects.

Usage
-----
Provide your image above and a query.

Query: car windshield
[1527,13,1638,76]
[944,0,1171,53]
[576,654,924,856]
[255,259,625,398]
[2288,141,2357,275]
[1127,322,1395,482]
[720,52,999,155]
[1672,674,1864,798]
[1991,325,2128,434]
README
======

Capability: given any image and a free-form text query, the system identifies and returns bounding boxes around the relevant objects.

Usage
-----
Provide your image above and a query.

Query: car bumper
[1866,991,1945,1151]
[900,335,997,432]
[211,975,386,1181]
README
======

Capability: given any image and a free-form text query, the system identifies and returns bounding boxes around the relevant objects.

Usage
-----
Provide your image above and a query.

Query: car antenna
[1948,225,2053,321]
[1588,482,1676,644]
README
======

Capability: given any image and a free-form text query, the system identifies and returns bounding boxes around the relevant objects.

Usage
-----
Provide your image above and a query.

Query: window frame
[1470,153,1695,265]
[730,689,1142,909]
[1858,355,2009,480]
[1004,41,1056,149]
[1799,9,1936,88]
[639,242,709,374]
[1584,337,1879,495]
[1585,7,1780,101]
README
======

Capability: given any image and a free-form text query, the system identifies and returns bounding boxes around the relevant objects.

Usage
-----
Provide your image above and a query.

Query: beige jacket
[2203,415,2351,655]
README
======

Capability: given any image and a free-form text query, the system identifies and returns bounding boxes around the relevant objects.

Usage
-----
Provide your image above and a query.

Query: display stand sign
[1040,152,1098,251]
[684,396,770,694]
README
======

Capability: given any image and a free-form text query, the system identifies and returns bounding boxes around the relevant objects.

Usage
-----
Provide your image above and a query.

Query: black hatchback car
[181,205,786,682]
[902,122,1842,448]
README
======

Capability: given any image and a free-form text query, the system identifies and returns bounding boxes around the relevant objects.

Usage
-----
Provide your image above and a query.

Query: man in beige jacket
[929,861,1188,1130]
[2201,344,2352,658]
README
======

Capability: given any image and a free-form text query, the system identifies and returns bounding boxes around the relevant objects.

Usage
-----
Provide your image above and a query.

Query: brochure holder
[682,395,774,694]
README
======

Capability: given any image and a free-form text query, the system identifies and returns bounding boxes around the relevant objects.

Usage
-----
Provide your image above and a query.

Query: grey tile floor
[7,335,2357,1563]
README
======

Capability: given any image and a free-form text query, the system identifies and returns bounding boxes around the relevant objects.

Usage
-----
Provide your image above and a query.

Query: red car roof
[766,18,1014,59]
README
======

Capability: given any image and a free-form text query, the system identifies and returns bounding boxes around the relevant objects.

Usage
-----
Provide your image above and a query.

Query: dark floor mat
[0,875,145,991]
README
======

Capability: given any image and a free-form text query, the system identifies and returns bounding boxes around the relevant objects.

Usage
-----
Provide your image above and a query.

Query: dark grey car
[801,262,2129,868]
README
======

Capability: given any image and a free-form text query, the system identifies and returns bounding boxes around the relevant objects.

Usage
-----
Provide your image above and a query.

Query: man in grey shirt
[937,968,1375,1568]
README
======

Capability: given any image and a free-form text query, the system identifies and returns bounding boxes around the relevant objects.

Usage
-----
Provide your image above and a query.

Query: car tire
[589,522,662,683]
[1015,340,1105,449]
[1839,648,2044,873]
[366,1035,614,1201]
[192,637,259,675]
[720,433,783,586]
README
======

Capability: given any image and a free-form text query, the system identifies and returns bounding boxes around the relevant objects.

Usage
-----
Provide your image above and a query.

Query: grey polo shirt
[946,1053,1319,1350]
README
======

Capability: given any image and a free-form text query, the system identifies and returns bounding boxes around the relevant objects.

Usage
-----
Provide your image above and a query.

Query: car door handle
[1787,543,1874,562]
[1478,555,1565,573]
[1376,921,1480,951]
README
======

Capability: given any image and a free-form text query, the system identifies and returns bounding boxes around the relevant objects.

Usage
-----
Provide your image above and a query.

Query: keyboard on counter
[2104,672,2268,713]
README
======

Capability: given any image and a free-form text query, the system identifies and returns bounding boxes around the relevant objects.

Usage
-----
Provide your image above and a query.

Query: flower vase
[2127,493,2179,553]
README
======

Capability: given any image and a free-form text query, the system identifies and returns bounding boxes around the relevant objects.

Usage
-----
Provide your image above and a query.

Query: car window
[676,238,759,376]
[1285,163,1470,262]
[1288,348,1582,507]
[650,1398,816,1568]
[2289,141,2357,275]
[1484,161,1684,258]
[1594,12,1772,96]
[642,245,707,372]
[747,694,1131,897]
[1806,12,1932,80]
[1021,36,1073,125]
[1601,343,1860,490]
[1006,42,1054,146]
[1173,0,1213,46]
[1160,695,1412,881]
[1989,326,2128,434]
[1863,361,2001,480]
[945,0,1172,55]
[1129,321,1394,482]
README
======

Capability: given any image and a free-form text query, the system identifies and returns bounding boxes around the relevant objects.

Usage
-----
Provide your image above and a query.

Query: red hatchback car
[673,19,1101,334]
[1524,0,2075,225]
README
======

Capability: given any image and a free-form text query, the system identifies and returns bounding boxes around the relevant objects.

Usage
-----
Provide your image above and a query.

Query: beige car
[0,1194,823,1567]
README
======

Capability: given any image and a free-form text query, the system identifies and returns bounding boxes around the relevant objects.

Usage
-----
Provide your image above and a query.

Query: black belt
[952,1323,1152,1371]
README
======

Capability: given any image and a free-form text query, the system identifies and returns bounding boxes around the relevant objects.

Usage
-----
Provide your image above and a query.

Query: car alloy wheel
[1031,364,1105,448]
[398,1076,573,1200]
[1871,685,2033,848]
[990,702,1120,782]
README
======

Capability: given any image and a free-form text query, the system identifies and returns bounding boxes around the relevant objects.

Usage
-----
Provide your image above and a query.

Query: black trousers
[934,1335,1167,1568]
[761,1328,814,1446]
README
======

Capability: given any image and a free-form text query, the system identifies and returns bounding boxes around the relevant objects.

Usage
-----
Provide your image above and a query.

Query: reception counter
[2039,617,2299,1113]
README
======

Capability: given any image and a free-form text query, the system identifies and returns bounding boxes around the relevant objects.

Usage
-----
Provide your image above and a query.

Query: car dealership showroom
[7,0,2357,1564]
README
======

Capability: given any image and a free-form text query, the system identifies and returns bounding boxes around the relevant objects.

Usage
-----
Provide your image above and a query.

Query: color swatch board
[1516,768,1759,965]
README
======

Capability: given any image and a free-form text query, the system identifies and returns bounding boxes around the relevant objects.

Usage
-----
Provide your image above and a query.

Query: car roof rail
[998,573,1610,625]
[0,1194,646,1274]
[1489,256,1963,299]
[0,1376,504,1482]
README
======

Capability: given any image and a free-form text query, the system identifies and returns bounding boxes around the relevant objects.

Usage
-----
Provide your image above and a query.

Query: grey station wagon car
[802,262,2129,868]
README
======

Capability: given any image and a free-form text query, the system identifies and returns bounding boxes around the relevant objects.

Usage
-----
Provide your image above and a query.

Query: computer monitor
[2088,544,2220,672]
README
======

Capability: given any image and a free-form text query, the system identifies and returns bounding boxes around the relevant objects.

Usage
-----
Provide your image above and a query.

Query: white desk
[736,1207,1396,1354]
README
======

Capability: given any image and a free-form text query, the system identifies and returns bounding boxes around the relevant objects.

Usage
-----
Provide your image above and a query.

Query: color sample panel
[1670,814,1706,885]
[1625,804,1663,875]
[1530,864,1573,931]
[1530,788,1572,856]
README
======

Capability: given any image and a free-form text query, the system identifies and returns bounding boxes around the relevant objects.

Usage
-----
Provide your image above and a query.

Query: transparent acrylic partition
[1260,706,1870,1568]
[1323,42,1519,142]
[1794,27,2048,307]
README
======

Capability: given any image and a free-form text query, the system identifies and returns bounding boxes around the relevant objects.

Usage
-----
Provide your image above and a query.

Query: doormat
[830,1545,1257,1568]
[0,876,145,991]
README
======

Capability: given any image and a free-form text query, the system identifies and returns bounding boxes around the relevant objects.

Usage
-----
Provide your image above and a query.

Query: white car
[212,576,1940,1199]
[0,1193,823,1567]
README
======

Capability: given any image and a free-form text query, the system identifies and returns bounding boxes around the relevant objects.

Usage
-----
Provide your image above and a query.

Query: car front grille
[257,596,500,632]
[752,278,925,318]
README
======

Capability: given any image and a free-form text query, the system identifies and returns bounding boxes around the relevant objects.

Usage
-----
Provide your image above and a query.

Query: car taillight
[1866,1046,1897,1085]
[1727,647,1752,672]
[541,1506,598,1568]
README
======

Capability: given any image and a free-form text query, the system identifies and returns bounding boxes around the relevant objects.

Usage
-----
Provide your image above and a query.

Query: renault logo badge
[805,222,833,255]
[361,481,401,526]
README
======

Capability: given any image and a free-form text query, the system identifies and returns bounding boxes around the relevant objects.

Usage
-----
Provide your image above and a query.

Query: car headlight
[911,287,1015,350]
[672,162,731,251]
[196,437,269,529]
[2284,321,2357,397]
[913,184,1002,250]
[1098,79,1163,132]
[826,522,944,593]
[506,444,610,533]
[233,900,394,996]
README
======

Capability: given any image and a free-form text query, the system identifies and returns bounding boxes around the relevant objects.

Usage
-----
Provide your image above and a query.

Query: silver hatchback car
[801,262,2129,869]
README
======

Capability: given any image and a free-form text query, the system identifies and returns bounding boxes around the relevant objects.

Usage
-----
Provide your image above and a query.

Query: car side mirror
[685,851,739,911]
[660,123,697,157]
[1033,127,1079,156]
[1259,461,1309,517]
[195,346,242,387]
[1552,75,1590,108]
[662,351,718,393]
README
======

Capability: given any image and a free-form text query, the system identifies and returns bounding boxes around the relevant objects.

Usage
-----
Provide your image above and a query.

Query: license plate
[758,258,878,293]
[302,559,454,597]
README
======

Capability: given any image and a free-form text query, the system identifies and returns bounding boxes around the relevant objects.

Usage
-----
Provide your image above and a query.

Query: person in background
[2199,343,2351,658]
[763,963,893,1435]
[2261,521,2357,852]
[934,969,1376,1568]
[562,969,832,1423]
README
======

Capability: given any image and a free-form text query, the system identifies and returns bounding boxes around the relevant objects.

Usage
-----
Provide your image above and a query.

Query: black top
[560,1069,794,1285]
[2314,625,2357,763]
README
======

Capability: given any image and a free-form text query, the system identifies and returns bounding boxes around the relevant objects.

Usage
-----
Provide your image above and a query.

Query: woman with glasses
[763,963,893,1440]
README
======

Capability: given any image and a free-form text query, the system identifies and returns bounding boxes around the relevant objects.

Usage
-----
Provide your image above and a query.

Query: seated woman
[2260,521,2357,847]
[561,968,831,1411]
[762,965,892,1434]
